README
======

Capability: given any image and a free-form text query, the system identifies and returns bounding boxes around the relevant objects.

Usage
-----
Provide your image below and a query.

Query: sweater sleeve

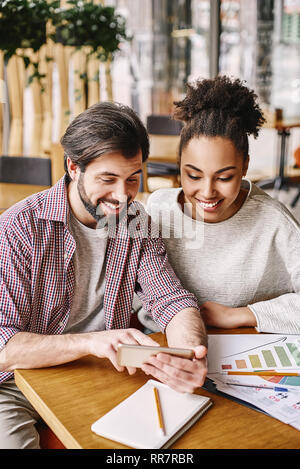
[248,211,300,334]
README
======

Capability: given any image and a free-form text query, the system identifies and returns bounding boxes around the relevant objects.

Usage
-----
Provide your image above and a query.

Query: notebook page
[91,379,211,449]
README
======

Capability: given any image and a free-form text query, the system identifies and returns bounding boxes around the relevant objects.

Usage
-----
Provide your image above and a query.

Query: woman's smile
[195,198,224,211]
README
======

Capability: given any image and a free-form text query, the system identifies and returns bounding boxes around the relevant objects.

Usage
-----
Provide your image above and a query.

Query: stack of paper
[207,334,300,430]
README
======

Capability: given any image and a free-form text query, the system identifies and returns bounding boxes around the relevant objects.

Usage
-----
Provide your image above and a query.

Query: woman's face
[180,136,249,223]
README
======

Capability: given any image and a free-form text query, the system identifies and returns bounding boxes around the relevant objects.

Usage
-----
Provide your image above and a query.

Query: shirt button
[59,321,64,327]
[64,253,68,260]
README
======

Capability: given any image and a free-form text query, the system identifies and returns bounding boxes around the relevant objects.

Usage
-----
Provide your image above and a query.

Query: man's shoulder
[0,177,68,229]
[128,200,152,224]
[0,189,52,253]
[128,199,150,228]
[130,199,147,214]
[0,188,49,227]
[127,199,160,239]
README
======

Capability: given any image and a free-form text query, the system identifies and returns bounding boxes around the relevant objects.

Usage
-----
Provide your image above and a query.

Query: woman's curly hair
[173,75,266,160]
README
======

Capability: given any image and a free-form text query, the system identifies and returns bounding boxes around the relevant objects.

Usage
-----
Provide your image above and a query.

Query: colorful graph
[220,337,300,373]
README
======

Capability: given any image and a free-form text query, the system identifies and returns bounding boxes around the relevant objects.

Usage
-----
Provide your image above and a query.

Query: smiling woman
[136,75,300,336]
[174,75,264,224]
[179,136,249,223]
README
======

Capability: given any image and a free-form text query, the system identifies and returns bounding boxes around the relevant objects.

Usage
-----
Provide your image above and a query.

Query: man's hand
[140,307,208,393]
[0,328,160,375]
[141,345,207,393]
[200,301,257,329]
[88,328,159,375]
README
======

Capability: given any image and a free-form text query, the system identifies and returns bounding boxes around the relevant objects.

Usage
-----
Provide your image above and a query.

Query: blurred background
[1,0,300,216]
[108,0,300,188]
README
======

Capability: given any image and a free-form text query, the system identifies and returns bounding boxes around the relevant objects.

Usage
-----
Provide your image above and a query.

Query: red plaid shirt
[0,176,199,383]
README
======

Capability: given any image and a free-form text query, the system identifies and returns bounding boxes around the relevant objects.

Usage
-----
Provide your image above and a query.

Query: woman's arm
[200,302,257,329]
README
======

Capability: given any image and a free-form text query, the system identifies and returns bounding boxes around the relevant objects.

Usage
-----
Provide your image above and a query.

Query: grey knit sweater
[144,180,300,334]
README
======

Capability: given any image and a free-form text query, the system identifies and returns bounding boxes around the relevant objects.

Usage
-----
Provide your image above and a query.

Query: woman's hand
[200,301,257,328]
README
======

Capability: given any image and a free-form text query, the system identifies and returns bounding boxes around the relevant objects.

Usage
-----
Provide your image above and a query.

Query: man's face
[69,150,143,227]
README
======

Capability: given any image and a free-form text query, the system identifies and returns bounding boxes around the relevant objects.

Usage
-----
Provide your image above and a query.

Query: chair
[256,117,300,207]
[291,147,300,207]
[36,421,65,449]
[0,156,52,213]
[292,187,300,207]
[142,115,183,192]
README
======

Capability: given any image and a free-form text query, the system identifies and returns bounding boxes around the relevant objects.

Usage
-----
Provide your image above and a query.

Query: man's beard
[77,172,129,228]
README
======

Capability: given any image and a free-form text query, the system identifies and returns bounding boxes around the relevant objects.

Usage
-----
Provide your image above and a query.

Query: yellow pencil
[153,386,165,436]
[224,371,299,377]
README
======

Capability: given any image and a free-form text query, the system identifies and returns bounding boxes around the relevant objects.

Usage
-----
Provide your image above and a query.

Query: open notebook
[91,379,212,449]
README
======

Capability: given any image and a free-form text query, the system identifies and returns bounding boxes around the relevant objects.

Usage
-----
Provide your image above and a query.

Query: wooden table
[14,328,300,449]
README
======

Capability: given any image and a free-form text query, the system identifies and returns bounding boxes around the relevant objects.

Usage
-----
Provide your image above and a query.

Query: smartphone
[116,344,194,368]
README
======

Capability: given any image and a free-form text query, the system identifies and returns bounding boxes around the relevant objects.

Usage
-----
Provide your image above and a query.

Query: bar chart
[220,337,300,372]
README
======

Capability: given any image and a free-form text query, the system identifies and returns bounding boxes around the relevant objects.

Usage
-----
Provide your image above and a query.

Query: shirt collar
[38,175,70,224]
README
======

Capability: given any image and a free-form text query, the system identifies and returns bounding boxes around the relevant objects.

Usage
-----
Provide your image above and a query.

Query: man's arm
[134,214,208,393]
[134,211,201,331]
[0,329,159,375]
[165,306,208,349]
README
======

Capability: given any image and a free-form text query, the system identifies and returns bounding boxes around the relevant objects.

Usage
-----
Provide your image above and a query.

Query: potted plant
[0,0,129,87]
[52,0,129,101]
[0,0,60,83]
[0,0,129,156]
[53,0,128,60]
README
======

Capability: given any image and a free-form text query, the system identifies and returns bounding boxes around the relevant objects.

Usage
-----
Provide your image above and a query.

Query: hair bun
[173,75,265,137]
